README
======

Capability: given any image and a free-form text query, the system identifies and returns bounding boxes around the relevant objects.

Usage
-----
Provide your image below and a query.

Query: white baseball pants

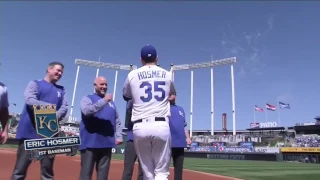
[132,117,171,180]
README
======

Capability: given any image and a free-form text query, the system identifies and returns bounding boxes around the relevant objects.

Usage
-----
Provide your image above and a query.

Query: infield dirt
[0,148,241,180]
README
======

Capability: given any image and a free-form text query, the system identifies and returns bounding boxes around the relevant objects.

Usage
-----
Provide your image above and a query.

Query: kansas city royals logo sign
[25,104,81,161]
[33,104,59,138]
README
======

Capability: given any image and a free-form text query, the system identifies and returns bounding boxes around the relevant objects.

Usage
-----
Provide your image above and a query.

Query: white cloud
[272,79,295,104]
[220,15,275,78]
[244,33,252,46]
[262,16,274,38]
[238,65,246,78]
[277,93,293,103]
[277,90,295,106]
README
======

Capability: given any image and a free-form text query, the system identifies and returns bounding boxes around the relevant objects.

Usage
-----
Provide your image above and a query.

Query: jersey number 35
[140,81,165,102]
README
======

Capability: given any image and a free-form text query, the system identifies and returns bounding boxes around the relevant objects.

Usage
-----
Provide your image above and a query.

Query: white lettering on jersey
[122,65,173,121]
[137,70,167,80]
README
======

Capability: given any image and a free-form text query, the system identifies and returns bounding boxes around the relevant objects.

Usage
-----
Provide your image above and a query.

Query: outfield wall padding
[184,151,278,161]
[282,152,320,164]
[111,148,278,162]
[7,138,19,145]
[5,138,320,164]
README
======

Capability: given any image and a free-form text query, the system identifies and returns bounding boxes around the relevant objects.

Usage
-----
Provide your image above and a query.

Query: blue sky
[1,2,320,131]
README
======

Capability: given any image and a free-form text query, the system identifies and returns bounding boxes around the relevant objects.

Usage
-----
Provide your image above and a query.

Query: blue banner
[239,142,253,147]
[191,142,199,147]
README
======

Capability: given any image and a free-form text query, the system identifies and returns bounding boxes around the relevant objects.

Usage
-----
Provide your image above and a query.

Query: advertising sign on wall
[68,116,78,122]
[221,147,254,153]
[111,148,125,154]
[250,122,277,128]
[250,123,260,128]
[260,122,277,128]
[189,146,255,153]
[190,147,215,152]
[254,147,280,153]
[281,147,320,153]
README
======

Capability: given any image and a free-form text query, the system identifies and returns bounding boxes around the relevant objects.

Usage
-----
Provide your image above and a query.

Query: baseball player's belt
[134,117,166,124]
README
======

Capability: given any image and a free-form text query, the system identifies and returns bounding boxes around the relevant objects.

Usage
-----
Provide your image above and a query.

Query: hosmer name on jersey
[137,70,167,80]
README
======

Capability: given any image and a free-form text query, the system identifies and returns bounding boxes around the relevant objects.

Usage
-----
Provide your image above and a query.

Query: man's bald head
[94,76,108,97]
[94,76,107,84]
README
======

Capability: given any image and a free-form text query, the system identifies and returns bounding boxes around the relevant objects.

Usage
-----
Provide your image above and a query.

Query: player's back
[129,65,172,121]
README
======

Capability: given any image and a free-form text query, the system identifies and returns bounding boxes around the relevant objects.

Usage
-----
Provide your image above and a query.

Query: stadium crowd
[190,134,320,148]
[191,134,260,144]
[292,135,320,147]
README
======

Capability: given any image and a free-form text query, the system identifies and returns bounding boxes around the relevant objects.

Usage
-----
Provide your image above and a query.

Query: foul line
[0,148,242,180]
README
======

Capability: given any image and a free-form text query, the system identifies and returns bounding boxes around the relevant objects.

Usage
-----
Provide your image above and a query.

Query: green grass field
[2,145,320,180]
[111,154,320,180]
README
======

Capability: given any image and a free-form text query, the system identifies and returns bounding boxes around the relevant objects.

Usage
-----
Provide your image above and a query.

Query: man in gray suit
[121,99,143,180]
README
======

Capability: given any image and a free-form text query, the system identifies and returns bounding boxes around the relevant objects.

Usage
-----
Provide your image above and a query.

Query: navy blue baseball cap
[141,45,157,62]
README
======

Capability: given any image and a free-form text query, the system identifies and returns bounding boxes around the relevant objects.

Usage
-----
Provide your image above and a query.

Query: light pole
[210,55,214,137]
[94,56,101,93]
[170,57,237,136]
[69,59,137,118]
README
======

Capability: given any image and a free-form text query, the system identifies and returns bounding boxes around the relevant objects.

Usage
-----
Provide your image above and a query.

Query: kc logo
[179,111,184,117]
[108,102,115,109]
[33,104,59,138]
[57,91,61,97]
[38,116,58,132]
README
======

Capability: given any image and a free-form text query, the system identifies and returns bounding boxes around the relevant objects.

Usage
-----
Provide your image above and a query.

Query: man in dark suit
[122,99,143,180]
[0,82,9,144]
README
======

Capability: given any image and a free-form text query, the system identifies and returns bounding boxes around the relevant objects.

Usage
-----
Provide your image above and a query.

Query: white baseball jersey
[123,65,174,121]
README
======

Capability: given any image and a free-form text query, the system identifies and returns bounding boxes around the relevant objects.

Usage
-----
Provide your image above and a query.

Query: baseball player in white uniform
[122,45,176,180]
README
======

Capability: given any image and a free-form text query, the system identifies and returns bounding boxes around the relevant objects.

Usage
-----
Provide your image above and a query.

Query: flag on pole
[254,105,264,112]
[279,102,290,109]
[266,103,276,111]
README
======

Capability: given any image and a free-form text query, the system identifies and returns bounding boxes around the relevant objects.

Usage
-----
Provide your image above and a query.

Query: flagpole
[277,99,281,126]
[254,103,256,123]
[265,100,268,122]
